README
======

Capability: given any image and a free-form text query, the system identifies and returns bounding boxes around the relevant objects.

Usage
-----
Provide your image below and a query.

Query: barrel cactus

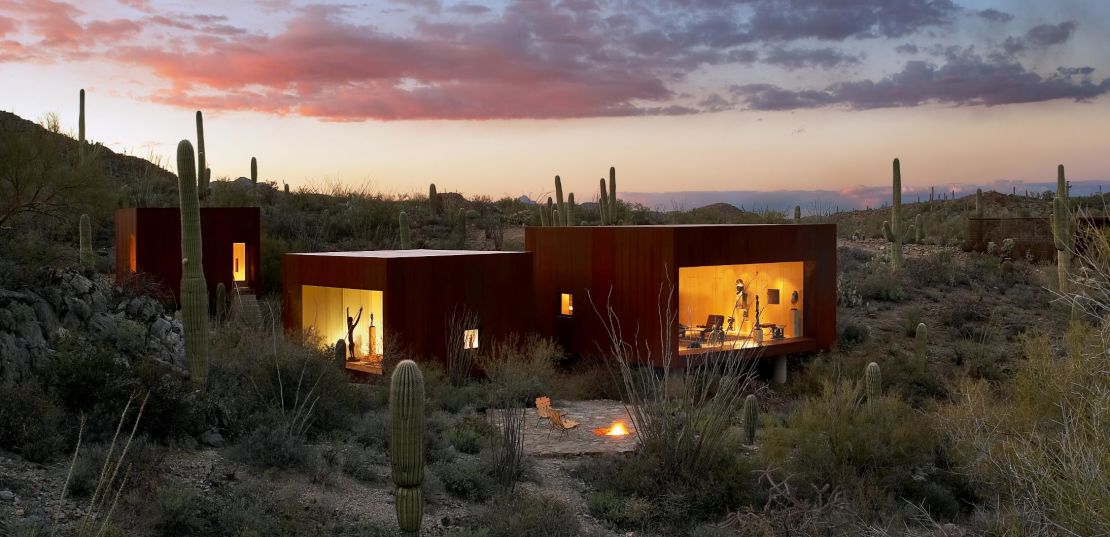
[177,140,210,385]
[399,211,411,249]
[881,159,903,271]
[390,360,426,535]
[865,362,881,404]
[79,214,93,271]
[742,394,758,445]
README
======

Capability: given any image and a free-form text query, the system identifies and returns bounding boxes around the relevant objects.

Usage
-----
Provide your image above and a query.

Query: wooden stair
[231,285,262,326]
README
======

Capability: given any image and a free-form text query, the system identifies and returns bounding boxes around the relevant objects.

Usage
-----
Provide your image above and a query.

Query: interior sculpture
[300,285,385,368]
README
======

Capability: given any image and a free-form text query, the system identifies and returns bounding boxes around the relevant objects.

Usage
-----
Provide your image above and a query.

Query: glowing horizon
[2,0,1109,205]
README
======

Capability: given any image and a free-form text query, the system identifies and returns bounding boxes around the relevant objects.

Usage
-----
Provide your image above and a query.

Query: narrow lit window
[128,234,137,273]
[463,329,479,350]
[560,293,574,316]
[232,242,247,282]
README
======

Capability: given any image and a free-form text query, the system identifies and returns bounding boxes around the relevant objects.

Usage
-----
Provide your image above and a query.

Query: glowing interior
[128,234,137,273]
[560,293,574,316]
[301,285,384,359]
[463,328,479,350]
[678,262,804,353]
[232,242,247,282]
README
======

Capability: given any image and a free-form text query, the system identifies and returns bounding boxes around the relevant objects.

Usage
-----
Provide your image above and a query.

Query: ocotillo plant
[1053,164,1072,292]
[428,184,441,215]
[742,394,758,445]
[555,175,565,226]
[399,211,411,249]
[250,157,257,185]
[196,111,208,200]
[881,158,903,271]
[865,362,881,405]
[975,188,983,218]
[334,338,347,369]
[79,214,93,271]
[215,282,226,326]
[599,178,610,225]
[794,205,801,223]
[914,323,927,363]
[78,89,86,160]
[567,192,577,226]
[177,140,210,385]
[390,360,425,536]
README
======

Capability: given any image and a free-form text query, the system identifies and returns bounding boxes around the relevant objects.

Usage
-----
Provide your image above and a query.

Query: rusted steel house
[114,207,261,304]
[282,250,534,374]
[525,224,837,366]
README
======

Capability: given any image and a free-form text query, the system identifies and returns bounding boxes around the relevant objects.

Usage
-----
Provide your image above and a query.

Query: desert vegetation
[2,95,1110,537]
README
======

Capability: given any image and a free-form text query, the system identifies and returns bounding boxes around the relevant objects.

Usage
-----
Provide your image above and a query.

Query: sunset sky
[1,0,1108,208]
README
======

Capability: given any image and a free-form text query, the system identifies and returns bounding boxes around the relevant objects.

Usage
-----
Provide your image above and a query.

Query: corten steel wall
[525,224,837,365]
[282,251,535,363]
[114,207,262,305]
[966,217,1055,260]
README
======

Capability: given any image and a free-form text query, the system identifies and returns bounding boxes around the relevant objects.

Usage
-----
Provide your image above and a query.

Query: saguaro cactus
[390,360,426,536]
[914,323,927,363]
[250,157,258,185]
[538,205,549,227]
[555,175,566,226]
[914,213,922,243]
[215,282,226,326]
[1053,164,1072,293]
[567,192,577,226]
[608,166,617,224]
[79,214,93,271]
[177,140,210,385]
[399,211,411,249]
[195,111,208,199]
[599,178,610,225]
[881,159,903,271]
[742,394,758,445]
[794,205,801,223]
[975,188,983,218]
[78,89,86,160]
[428,184,441,215]
[865,362,881,405]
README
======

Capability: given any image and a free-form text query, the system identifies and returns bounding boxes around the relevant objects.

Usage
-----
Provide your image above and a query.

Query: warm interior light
[463,328,479,350]
[560,293,573,316]
[232,242,247,282]
[301,285,384,361]
[593,421,630,437]
[128,234,137,273]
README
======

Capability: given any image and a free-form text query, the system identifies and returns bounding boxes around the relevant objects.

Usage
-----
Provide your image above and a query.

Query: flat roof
[526,223,833,229]
[287,249,527,258]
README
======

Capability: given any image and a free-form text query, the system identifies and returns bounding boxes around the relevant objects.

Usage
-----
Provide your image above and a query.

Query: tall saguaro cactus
[1053,164,1072,292]
[555,175,566,226]
[914,213,922,243]
[865,362,881,405]
[742,394,759,445]
[881,159,903,271]
[195,111,208,200]
[567,192,577,226]
[599,178,610,225]
[914,323,927,363]
[78,89,86,160]
[975,188,983,218]
[608,166,617,224]
[79,214,93,271]
[399,211,411,249]
[390,360,426,536]
[250,157,258,186]
[428,184,441,215]
[177,140,210,385]
[794,205,801,223]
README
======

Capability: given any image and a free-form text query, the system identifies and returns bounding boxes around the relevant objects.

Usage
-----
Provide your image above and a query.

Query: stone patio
[490,399,638,458]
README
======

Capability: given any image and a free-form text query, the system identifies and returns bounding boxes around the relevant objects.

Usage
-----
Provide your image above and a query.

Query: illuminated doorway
[232,242,247,282]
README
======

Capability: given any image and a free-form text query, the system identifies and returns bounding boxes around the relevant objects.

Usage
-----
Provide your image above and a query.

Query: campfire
[593,421,630,437]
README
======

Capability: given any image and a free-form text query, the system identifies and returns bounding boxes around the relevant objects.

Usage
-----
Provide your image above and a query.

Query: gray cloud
[762,47,862,69]
[731,49,1110,111]
[1026,21,1077,47]
[976,8,1014,23]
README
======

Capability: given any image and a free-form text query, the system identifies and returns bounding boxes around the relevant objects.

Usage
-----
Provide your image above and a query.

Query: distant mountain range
[618,180,1109,213]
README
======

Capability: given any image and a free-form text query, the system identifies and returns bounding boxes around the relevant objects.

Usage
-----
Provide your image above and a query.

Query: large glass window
[677,262,804,354]
[301,285,384,362]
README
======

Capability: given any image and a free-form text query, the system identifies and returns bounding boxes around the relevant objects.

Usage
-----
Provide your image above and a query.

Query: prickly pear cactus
[390,360,425,535]
[865,362,881,404]
[399,211,411,249]
[742,394,758,445]
[79,214,93,271]
[177,140,210,385]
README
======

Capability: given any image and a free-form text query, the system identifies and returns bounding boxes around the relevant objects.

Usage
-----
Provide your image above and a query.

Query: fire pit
[593,420,630,437]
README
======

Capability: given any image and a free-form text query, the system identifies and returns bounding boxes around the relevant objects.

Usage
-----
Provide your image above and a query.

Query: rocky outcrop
[0,268,185,384]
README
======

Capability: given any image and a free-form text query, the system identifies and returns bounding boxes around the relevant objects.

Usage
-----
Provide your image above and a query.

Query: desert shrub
[837,246,874,275]
[899,306,922,337]
[902,250,962,287]
[231,421,312,470]
[856,269,906,302]
[471,491,580,537]
[836,274,864,308]
[151,479,203,537]
[940,327,1110,535]
[760,380,959,519]
[444,413,494,454]
[338,443,387,483]
[0,381,64,462]
[555,360,623,400]
[349,408,389,450]
[837,319,869,347]
[432,457,496,502]
[480,334,561,405]
[425,410,460,463]
[204,482,392,537]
